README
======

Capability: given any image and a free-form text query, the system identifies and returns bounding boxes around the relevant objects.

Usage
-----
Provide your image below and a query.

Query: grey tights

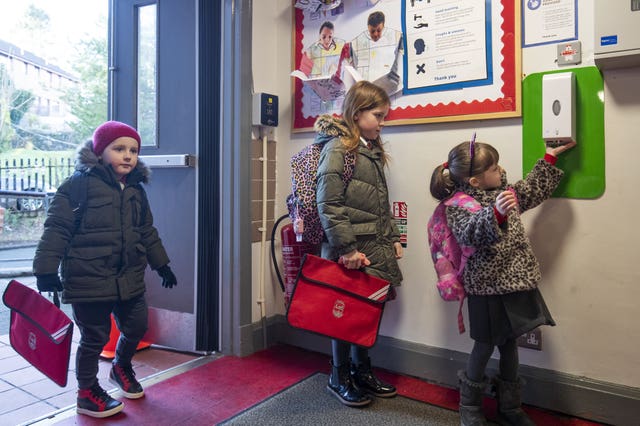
[467,338,519,382]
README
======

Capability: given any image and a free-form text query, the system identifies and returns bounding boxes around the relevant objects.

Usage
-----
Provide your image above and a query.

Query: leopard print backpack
[286,143,356,245]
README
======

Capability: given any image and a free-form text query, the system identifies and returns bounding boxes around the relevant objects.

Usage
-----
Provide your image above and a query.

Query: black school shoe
[327,362,372,407]
[351,357,397,398]
[76,383,124,418]
[109,363,145,399]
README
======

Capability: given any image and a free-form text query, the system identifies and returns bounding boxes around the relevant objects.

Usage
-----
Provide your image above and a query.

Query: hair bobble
[442,161,449,169]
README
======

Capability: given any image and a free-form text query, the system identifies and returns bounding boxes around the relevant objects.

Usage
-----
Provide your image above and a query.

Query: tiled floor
[0,276,209,425]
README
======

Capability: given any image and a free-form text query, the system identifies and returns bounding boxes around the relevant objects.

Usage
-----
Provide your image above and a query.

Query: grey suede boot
[458,370,488,426]
[492,376,536,426]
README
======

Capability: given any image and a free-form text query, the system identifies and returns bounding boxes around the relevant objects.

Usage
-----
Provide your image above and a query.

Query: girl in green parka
[315,81,403,407]
[33,121,177,418]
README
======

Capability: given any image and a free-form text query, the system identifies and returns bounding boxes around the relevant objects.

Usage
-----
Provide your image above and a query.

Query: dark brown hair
[430,141,499,200]
[367,11,385,27]
[319,21,334,33]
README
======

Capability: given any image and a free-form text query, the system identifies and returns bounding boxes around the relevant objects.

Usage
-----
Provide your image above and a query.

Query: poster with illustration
[403,0,493,94]
[291,0,520,131]
[292,1,405,117]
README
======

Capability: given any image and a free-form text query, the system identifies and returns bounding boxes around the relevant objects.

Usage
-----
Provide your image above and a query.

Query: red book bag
[286,254,390,348]
[427,192,481,333]
[2,280,73,386]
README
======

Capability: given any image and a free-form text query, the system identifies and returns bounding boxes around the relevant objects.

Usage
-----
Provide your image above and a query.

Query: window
[136,3,157,147]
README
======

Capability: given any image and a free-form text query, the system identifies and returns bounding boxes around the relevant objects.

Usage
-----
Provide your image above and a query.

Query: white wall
[252,0,640,389]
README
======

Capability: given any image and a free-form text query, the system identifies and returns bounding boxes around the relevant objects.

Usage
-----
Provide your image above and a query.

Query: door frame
[218,0,256,356]
[110,0,256,356]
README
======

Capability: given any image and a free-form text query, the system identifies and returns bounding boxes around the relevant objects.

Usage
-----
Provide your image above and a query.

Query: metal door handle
[139,154,196,168]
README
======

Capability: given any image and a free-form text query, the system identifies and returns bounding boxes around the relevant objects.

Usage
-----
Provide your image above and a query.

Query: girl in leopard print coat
[430,137,576,426]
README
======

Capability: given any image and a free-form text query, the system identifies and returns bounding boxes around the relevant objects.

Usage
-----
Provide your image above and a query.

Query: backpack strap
[457,298,465,334]
[68,171,88,234]
[138,184,149,225]
[443,191,481,334]
[443,191,482,211]
[444,191,482,273]
[343,150,356,184]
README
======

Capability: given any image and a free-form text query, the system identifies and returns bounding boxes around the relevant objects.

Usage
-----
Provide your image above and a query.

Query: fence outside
[1,156,75,193]
[0,155,75,212]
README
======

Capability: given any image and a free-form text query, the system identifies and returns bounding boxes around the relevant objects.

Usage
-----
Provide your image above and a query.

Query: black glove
[36,274,63,292]
[157,264,177,288]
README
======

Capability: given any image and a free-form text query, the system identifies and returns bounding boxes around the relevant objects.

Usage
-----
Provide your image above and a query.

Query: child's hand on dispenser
[546,140,577,157]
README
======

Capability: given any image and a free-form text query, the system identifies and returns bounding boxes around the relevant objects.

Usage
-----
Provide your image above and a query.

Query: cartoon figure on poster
[350,11,404,95]
[306,21,349,78]
[291,4,405,119]
[292,0,521,130]
[291,20,352,111]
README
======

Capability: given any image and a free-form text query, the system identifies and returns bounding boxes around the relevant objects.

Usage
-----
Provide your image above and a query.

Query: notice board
[291,0,521,131]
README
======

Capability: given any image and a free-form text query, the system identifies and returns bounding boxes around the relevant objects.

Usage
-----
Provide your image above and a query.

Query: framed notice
[522,0,577,47]
[291,0,521,131]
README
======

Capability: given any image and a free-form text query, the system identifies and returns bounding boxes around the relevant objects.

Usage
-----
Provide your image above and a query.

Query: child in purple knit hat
[33,120,177,418]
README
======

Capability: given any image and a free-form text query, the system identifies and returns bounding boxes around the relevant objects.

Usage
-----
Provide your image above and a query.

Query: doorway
[110,0,220,353]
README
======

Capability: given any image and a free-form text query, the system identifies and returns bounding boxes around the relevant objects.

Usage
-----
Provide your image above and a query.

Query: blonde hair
[340,81,391,164]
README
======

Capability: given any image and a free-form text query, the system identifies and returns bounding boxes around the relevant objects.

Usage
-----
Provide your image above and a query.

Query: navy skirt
[467,288,555,346]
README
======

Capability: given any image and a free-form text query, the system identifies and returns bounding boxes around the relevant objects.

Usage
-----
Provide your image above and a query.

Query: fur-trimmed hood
[75,139,151,184]
[313,114,350,144]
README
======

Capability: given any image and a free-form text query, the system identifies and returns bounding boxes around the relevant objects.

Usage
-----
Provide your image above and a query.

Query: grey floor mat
[218,372,461,425]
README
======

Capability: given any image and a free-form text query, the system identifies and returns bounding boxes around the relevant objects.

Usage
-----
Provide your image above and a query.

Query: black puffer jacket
[315,115,403,286]
[33,140,170,303]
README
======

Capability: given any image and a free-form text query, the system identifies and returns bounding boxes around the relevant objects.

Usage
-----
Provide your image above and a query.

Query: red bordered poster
[291,0,521,131]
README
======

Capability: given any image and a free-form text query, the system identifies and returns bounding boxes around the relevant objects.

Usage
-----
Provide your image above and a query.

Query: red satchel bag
[2,280,74,387]
[286,254,390,348]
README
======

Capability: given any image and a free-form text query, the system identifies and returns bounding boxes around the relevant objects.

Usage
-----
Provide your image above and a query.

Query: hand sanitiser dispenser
[542,72,576,147]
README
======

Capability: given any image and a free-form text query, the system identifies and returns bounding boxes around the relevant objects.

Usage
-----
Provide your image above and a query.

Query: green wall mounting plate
[522,66,605,199]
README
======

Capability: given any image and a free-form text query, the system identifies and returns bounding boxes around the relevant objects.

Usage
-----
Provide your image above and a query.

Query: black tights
[466,338,519,383]
[332,339,368,366]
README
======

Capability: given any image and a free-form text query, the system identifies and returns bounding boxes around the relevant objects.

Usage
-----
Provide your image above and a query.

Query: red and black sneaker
[77,383,124,418]
[109,363,145,399]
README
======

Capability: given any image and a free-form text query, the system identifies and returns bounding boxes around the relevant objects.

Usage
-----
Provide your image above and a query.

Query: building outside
[0,38,78,139]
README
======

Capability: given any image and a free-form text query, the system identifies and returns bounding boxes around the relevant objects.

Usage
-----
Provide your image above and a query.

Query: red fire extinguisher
[280,223,319,306]
[272,214,319,307]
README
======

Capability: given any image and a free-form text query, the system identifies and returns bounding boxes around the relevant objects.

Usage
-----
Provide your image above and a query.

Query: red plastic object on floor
[100,314,151,359]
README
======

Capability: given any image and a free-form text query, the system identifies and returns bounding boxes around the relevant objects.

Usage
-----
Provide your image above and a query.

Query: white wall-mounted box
[594,0,640,69]
[542,72,576,146]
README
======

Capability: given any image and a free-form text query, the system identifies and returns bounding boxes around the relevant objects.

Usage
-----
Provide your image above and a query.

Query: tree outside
[0,1,109,246]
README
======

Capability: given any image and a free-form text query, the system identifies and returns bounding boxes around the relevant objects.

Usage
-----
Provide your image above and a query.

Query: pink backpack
[427,192,481,333]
